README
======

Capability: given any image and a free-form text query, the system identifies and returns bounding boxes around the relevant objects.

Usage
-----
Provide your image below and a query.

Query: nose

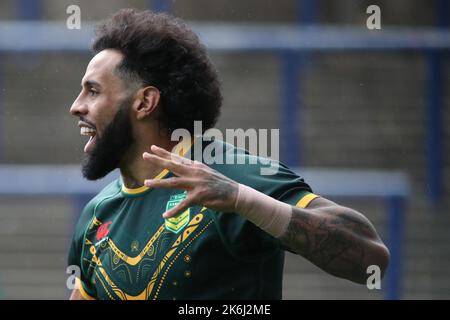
[70,93,88,116]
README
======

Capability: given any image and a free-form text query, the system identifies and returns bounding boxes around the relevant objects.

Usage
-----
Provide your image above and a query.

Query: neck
[119,134,179,189]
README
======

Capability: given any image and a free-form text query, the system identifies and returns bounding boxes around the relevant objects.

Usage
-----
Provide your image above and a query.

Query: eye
[88,89,99,97]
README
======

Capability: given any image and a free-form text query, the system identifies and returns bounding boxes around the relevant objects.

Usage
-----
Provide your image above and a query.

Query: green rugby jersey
[68,138,318,300]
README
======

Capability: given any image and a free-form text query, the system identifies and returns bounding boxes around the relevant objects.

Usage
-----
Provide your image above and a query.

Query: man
[68,9,389,300]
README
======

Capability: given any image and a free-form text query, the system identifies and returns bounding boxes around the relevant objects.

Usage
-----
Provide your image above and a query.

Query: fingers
[142,145,205,219]
[151,145,193,166]
[143,152,189,176]
[162,196,194,219]
[144,177,193,190]
[150,144,172,157]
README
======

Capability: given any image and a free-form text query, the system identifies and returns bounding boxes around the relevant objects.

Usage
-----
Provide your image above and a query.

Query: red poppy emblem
[96,221,112,241]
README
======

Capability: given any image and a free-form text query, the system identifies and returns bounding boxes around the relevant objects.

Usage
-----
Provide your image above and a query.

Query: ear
[133,86,160,120]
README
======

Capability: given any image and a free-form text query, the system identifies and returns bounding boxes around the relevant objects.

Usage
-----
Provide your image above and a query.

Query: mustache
[79,116,97,130]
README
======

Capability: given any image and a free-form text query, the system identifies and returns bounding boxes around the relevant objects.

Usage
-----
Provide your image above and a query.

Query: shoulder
[196,138,312,196]
[82,179,121,216]
[91,178,122,203]
[196,138,271,179]
[73,178,121,238]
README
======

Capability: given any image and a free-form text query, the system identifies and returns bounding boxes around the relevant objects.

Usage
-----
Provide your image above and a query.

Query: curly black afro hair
[93,8,222,134]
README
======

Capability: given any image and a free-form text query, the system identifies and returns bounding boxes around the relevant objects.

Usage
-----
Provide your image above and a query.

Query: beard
[81,98,134,181]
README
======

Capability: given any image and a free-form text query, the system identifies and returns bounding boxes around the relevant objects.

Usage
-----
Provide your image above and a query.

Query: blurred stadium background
[0,0,449,299]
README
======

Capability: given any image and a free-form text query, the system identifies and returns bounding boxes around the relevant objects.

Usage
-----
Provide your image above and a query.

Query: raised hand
[143,145,239,219]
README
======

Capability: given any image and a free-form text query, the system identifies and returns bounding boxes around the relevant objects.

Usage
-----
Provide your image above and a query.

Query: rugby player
[68,9,389,300]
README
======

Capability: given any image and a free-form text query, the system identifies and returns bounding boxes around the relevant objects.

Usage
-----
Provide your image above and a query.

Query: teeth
[80,127,96,136]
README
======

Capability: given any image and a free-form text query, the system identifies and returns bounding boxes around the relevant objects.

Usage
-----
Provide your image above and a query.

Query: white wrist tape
[234,183,293,238]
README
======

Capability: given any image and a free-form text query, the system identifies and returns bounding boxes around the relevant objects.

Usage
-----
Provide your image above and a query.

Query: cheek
[91,98,117,130]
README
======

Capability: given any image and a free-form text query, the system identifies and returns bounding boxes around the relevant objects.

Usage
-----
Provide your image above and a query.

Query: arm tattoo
[279,199,387,283]
[206,175,237,202]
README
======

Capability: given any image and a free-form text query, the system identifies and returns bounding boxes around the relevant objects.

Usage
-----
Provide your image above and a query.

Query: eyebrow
[82,80,102,89]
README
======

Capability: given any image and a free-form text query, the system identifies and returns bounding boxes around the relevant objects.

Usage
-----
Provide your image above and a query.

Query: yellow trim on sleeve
[76,277,95,300]
[121,138,193,195]
[296,193,319,208]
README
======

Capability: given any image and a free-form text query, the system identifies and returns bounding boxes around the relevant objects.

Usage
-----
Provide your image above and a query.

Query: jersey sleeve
[244,160,318,208]
[216,142,318,207]
[206,140,319,258]
[67,200,97,299]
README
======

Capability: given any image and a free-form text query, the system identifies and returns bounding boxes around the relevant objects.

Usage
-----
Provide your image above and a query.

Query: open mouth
[79,122,97,153]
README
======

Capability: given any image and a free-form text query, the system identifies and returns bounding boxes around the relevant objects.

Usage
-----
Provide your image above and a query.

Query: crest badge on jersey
[164,192,190,234]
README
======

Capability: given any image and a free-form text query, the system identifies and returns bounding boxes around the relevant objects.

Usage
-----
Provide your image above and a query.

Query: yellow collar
[121,138,193,196]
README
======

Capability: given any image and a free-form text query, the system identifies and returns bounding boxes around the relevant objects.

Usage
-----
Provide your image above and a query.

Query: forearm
[278,204,389,284]
[142,148,390,284]
[234,183,292,237]
[234,184,389,284]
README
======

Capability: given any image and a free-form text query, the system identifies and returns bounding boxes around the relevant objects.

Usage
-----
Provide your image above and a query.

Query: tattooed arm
[279,196,390,284]
[143,145,389,284]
